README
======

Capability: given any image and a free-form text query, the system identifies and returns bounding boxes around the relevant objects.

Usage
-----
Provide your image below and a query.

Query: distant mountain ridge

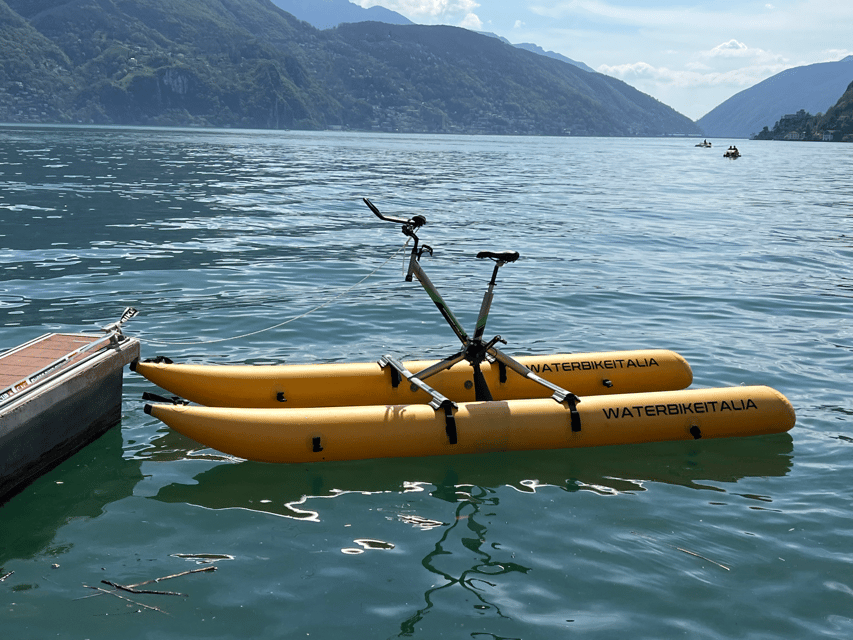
[0,0,700,136]
[697,56,853,138]
[273,0,596,74]
[511,42,595,74]
[270,0,411,29]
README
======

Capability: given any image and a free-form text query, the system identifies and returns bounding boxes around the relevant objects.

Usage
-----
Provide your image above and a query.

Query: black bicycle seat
[476,250,520,263]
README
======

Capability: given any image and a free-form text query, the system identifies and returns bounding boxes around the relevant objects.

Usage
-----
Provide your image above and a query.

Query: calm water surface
[1,126,851,638]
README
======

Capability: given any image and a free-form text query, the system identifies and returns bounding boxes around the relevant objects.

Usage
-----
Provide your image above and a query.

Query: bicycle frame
[364,198,578,410]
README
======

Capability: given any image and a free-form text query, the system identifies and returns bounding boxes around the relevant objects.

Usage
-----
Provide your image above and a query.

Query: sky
[353,0,853,121]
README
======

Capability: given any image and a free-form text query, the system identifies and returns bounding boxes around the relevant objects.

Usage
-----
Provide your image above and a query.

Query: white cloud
[514,20,525,29]
[597,59,791,90]
[460,12,483,29]
[821,48,853,61]
[708,39,750,57]
[685,61,712,72]
[698,41,788,72]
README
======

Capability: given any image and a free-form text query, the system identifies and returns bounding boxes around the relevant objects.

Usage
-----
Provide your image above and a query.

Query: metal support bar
[378,355,458,412]
[488,346,580,406]
[409,351,467,382]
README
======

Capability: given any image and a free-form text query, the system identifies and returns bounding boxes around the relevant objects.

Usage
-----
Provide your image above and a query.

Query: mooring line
[136,238,411,347]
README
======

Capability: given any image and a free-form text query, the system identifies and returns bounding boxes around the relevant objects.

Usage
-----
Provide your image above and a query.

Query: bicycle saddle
[476,250,520,263]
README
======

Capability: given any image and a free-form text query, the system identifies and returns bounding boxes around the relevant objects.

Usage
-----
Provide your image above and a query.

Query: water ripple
[1,127,851,639]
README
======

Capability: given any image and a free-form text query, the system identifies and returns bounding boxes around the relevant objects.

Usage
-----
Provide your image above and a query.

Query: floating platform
[132,349,693,408]
[0,332,140,503]
[145,385,796,464]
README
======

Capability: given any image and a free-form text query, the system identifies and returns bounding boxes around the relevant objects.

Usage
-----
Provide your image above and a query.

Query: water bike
[139,198,795,463]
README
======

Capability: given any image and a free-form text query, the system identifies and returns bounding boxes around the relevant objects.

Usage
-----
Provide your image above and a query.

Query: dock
[0,330,140,503]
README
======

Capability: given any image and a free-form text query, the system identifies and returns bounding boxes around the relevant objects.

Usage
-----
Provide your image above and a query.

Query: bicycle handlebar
[363,197,426,228]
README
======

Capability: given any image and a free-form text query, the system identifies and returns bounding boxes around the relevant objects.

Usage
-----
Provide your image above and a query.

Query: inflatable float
[132,349,693,408]
[144,386,796,464]
[138,198,795,462]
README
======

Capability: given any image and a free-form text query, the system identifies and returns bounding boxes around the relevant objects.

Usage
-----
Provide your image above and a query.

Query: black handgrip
[363,197,426,227]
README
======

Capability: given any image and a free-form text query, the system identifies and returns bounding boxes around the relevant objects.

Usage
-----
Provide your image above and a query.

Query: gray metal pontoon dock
[0,330,139,503]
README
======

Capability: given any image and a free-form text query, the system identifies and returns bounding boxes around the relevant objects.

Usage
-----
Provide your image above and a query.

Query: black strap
[141,391,188,405]
[131,355,173,372]
[567,396,582,432]
[443,403,458,445]
[389,366,402,388]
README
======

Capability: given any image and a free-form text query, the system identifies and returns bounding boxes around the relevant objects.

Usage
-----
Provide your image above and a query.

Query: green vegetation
[753,82,853,142]
[0,0,700,136]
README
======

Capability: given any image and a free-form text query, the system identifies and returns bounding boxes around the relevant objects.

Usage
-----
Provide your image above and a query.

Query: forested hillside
[0,0,701,136]
[753,81,853,142]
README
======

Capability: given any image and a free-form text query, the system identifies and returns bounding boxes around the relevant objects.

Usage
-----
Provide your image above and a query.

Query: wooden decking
[0,334,104,399]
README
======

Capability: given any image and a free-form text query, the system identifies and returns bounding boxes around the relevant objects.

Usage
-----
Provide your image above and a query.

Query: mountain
[512,43,595,74]
[0,0,74,120]
[697,56,853,138]
[273,1,596,75]
[326,22,700,136]
[753,80,853,142]
[476,32,595,74]
[269,0,411,30]
[0,0,701,136]
[815,80,853,140]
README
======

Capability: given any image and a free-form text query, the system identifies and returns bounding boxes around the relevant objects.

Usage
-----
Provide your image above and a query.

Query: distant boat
[724,146,741,158]
[695,140,712,147]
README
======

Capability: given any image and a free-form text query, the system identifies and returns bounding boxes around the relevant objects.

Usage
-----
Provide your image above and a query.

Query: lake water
[1,126,851,638]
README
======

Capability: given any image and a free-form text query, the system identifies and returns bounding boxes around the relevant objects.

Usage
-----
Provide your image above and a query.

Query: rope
[137,238,412,346]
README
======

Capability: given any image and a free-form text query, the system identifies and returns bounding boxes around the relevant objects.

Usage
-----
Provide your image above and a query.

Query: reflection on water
[0,427,143,565]
[151,435,792,520]
[398,488,530,636]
